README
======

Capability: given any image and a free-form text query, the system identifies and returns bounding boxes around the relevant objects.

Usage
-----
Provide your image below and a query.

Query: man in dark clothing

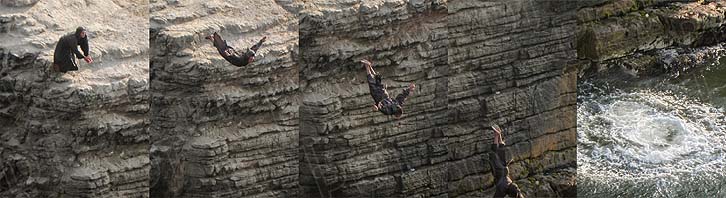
[53,27,92,72]
[361,59,415,119]
[489,124,524,198]
[205,32,266,67]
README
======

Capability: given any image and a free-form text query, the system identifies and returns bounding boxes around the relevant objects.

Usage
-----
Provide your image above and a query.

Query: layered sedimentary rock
[577,0,726,76]
[299,0,448,197]
[149,0,300,197]
[447,1,578,197]
[0,0,149,197]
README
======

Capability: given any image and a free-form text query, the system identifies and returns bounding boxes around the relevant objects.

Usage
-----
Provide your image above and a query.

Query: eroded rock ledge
[0,0,149,197]
[577,0,726,77]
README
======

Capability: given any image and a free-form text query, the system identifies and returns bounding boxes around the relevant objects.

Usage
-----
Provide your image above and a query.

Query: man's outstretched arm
[394,83,415,105]
[71,38,85,59]
[79,37,92,63]
[250,36,267,51]
[79,37,89,57]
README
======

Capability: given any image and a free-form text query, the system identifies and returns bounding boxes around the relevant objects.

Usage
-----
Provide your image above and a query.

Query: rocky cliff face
[299,0,448,197]
[0,0,611,197]
[148,0,300,197]
[576,0,726,76]
[0,0,149,197]
[447,1,578,197]
[299,0,578,197]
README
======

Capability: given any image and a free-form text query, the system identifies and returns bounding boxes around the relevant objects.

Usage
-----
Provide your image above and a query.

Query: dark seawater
[577,55,726,197]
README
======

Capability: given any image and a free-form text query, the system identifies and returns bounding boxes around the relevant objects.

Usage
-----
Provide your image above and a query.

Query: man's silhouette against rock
[205,32,266,67]
[489,124,524,198]
[361,59,415,119]
[53,27,92,72]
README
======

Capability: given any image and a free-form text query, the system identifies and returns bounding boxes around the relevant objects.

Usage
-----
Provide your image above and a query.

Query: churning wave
[577,81,726,197]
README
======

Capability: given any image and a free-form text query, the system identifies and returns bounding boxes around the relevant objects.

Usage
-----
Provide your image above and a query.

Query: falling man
[205,32,266,67]
[361,59,415,119]
[488,124,524,198]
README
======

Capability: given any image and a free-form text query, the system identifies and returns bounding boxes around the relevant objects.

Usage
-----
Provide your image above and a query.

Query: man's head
[75,26,87,39]
[393,105,403,119]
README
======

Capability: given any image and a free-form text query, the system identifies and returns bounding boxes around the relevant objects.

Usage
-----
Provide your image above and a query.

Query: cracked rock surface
[149,0,300,197]
[299,0,448,197]
[447,1,578,197]
[1,0,590,197]
[0,0,149,197]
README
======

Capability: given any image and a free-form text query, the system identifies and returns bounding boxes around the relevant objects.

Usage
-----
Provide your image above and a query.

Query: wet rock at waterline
[577,1,726,67]
[576,1,726,197]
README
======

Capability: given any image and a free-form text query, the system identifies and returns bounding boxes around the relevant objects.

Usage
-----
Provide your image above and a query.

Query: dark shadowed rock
[577,1,726,77]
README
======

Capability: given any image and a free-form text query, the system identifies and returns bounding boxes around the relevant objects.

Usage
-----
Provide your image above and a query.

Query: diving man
[361,59,415,118]
[205,32,266,67]
[489,124,524,198]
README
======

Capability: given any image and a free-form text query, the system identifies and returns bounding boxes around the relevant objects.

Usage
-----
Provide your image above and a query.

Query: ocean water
[577,55,726,197]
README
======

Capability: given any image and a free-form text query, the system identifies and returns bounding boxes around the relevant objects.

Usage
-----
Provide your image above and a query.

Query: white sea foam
[578,85,726,183]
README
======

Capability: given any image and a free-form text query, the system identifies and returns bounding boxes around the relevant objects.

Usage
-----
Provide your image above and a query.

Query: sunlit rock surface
[0,0,149,197]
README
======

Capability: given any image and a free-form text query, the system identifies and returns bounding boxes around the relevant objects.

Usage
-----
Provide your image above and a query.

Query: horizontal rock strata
[447,0,578,197]
[577,0,726,76]
[0,0,150,197]
[148,0,300,197]
[299,0,449,197]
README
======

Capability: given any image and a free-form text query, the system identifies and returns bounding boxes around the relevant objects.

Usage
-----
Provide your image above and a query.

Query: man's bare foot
[251,36,267,51]
[492,124,502,134]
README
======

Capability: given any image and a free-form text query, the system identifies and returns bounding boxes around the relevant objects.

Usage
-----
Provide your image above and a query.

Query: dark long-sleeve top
[53,28,89,72]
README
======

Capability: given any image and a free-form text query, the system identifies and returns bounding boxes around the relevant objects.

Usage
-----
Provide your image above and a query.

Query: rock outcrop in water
[576,1,726,197]
[149,0,300,197]
[577,0,726,76]
[0,0,149,197]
